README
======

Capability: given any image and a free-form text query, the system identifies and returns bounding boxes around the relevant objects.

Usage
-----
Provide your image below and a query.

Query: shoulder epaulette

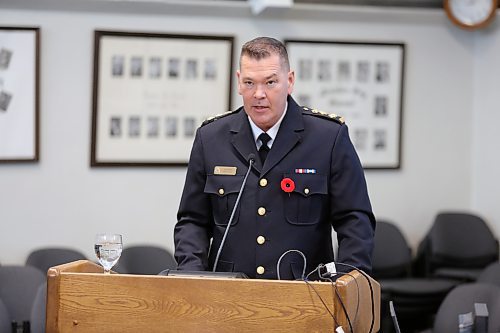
[302,106,345,125]
[201,109,240,127]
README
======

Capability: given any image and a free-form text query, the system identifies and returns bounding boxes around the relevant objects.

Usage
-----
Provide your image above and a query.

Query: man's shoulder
[201,107,242,127]
[300,106,345,126]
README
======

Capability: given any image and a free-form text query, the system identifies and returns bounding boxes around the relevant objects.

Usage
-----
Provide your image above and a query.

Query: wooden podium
[46,260,379,332]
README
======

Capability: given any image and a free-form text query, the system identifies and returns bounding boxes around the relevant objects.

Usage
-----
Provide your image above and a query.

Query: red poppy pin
[281,178,295,193]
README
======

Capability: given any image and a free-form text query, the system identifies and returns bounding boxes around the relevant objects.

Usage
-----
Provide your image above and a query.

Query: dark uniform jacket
[174,96,375,280]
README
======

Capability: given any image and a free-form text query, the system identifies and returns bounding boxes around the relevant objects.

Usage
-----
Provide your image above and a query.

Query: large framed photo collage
[91,31,234,167]
[286,40,405,170]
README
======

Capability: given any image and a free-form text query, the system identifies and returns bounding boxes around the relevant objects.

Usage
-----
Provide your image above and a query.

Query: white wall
[0,3,493,265]
[472,19,500,240]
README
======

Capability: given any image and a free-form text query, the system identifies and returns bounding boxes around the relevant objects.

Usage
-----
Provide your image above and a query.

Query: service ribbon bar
[295,168,316,174]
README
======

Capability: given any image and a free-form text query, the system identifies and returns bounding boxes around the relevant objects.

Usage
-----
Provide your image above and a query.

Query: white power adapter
[325,262,337,276]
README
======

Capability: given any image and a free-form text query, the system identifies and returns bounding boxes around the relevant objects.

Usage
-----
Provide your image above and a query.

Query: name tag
[214,166,237,176]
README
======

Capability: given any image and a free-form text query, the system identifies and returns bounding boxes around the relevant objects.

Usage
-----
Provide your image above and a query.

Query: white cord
[276,249,307,280]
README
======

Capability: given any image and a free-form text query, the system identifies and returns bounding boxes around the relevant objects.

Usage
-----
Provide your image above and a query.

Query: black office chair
[373,221,457,333]
[477,261,500,287]
[416,212,499,281]
[427,283,500,333]
[372,220,412,279]
[0,266,46,330]
[114,245,177,275]
[0,298,11,333]
[26,247,87,274]
[30,283,47,333]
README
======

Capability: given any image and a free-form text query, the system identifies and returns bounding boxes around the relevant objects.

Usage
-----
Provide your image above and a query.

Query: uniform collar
[230,96,303,174]
[247,102,287,150]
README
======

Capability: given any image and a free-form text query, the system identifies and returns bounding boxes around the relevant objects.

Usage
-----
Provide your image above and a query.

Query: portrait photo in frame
[91,30,234,167]
[285,39,405,169]
[0,27,40,163]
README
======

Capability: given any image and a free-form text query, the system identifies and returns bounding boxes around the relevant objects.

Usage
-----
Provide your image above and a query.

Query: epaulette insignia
[302,106,345,125]
[201,110,238,126]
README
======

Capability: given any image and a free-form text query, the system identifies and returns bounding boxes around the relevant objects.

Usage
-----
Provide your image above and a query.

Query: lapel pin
[281,178,295,193]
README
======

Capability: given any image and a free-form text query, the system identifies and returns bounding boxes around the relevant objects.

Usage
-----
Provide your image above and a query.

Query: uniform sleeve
[174,128,213,271]
[329,124,376,274]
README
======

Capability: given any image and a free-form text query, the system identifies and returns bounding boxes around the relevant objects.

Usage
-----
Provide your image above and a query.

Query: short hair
[240,37,290,71]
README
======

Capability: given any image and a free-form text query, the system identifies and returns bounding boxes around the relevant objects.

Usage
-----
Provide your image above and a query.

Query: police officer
[174,37,375,280]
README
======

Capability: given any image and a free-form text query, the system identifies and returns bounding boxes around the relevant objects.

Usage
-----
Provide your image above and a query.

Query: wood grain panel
[46,260,379,332]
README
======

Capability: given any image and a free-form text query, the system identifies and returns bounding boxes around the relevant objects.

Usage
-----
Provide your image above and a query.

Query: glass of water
[94,233,123,274]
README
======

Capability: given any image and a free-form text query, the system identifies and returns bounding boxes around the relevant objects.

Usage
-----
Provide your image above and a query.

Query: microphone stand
[212,155,255,272]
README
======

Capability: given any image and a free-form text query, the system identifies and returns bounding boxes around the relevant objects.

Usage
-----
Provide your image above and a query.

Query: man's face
[237,54,295,132]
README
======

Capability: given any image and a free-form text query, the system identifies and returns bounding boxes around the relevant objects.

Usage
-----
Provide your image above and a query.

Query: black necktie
[258,133,271,163]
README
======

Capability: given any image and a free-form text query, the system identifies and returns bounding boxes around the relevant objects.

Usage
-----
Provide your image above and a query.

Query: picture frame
[0,27,40,163]
[91,30,234,167]
[285,39,405,169]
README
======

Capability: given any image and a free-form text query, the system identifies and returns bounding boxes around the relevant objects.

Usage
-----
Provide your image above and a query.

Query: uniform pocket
[283,173,327,225]
[204,174,244,226]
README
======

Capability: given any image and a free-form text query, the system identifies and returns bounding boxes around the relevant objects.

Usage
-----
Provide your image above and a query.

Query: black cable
[304,266,355,333]
[322,270,362,327]
[333,263,375,333]
[318,269,356,333]
[322,273,359,333]
[277,251,340,330]
[280,253,369,333]
[304,267,338,332]
[305,265,320,281]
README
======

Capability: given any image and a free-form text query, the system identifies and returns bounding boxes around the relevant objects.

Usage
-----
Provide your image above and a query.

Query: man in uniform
[174,37,375,280]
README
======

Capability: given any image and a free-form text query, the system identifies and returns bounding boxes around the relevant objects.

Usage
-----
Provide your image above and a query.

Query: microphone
[212,154,255,272]
[389,301,402,333]
[247,153,256,164]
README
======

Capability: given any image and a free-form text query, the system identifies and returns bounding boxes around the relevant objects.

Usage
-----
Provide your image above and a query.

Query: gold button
[304,188,310,195]
[218,188,224,195]
[258,207,266,216]
[259,178,268,187]
[256,266,265,275]
[257,236,266,245]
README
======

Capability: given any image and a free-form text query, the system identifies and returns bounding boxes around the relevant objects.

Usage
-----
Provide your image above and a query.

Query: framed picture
[91,30,234,167]
[285,39,405,169]
[0,27,40,163]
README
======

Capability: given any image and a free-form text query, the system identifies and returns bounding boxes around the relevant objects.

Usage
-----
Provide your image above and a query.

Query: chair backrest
[429,212,499,268]
[0,298,11,333]
[26,247,87,273]
[432,283,500,333]
[477,261,500,287]
[0,266,46,323]
[30,283,47,333]
[115,245,177,275]
[372,220,412,279]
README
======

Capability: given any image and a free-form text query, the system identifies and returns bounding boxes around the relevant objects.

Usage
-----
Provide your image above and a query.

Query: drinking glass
[94,233,123,274]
